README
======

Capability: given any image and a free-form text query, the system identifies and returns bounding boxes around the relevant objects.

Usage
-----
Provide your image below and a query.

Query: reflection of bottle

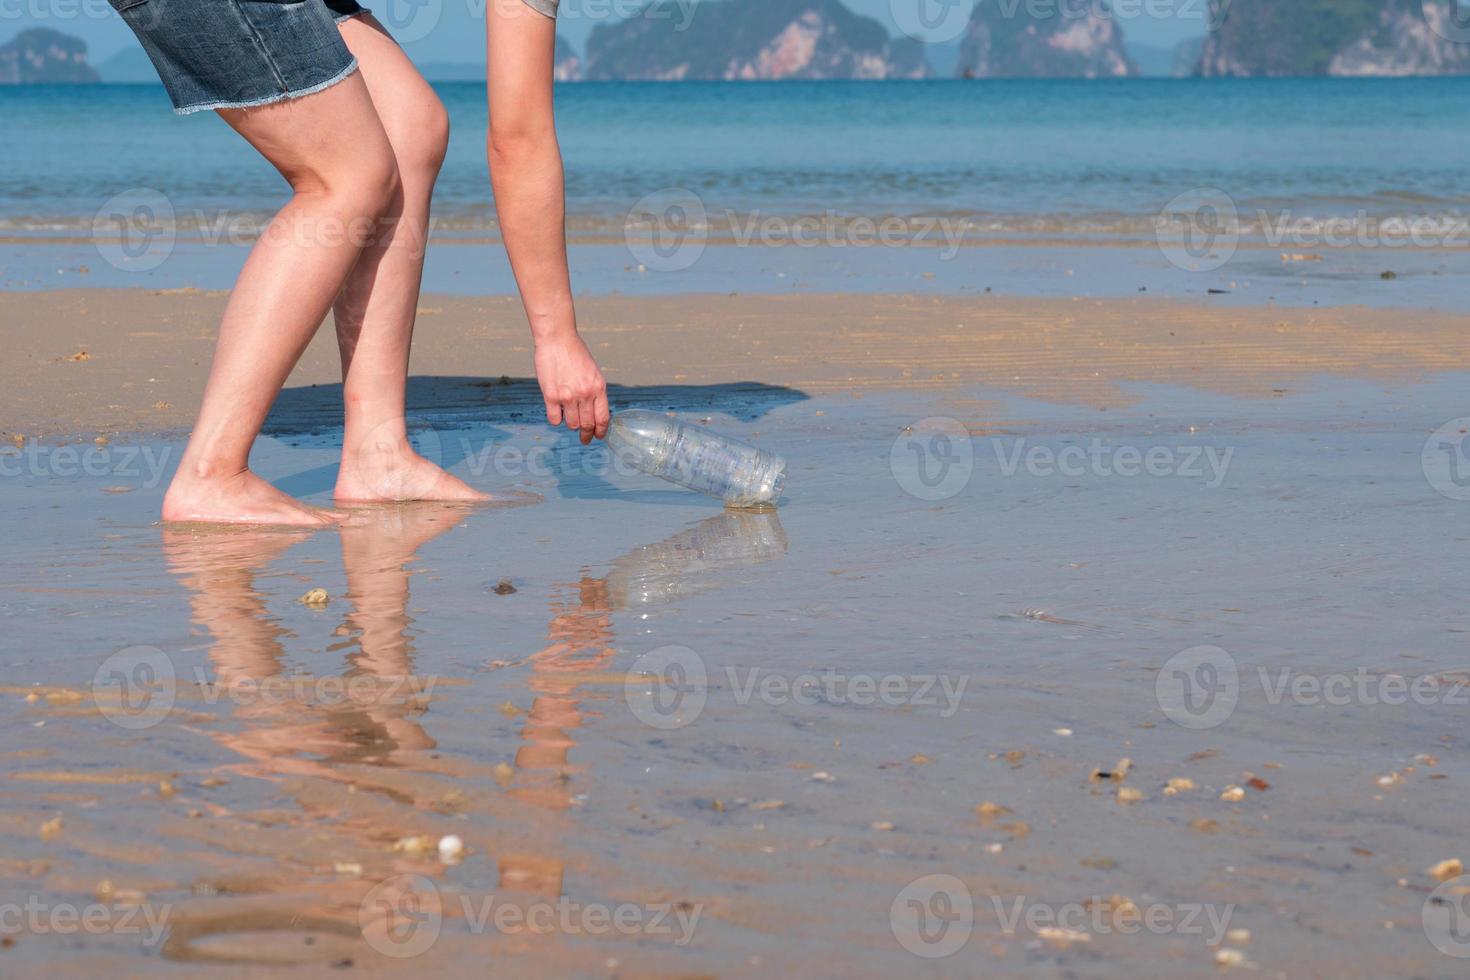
[607,410,786,507]
[604,510,789,610]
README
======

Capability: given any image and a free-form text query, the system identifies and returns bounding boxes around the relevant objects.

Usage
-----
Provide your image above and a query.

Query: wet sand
[2,283,1469,977]
[4,288,1470,440]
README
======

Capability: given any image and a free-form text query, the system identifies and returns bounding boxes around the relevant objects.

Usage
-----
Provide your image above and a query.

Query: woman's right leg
[162,72,400,526]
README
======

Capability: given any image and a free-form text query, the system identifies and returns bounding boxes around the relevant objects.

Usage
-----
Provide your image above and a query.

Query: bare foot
[163,470,349,527]
[335,443,489,503]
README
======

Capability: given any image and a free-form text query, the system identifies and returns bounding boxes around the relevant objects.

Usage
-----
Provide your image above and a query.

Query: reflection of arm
[530,577,614,674]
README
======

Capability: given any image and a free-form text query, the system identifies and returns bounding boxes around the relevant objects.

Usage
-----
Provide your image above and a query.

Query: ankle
[342,432,415,468]
[173,458,249,484]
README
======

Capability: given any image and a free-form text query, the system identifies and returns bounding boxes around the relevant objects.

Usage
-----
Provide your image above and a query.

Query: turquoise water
[6,78,1470,227]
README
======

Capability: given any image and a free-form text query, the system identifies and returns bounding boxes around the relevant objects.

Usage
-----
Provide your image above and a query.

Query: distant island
[955,0,1134,78]
[5,0,1470,85]
[580,0,926,80]
[1198,0,1470,76]
[0,28,99,84]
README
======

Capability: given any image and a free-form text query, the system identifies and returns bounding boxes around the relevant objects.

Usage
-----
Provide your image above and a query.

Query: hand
[533,331,609,444]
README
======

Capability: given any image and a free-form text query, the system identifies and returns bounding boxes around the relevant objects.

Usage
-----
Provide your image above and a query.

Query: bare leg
[331,15,488,503]
[162,72,402,525]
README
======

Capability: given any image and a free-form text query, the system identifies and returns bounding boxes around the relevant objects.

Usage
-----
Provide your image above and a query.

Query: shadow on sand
[262,376,808,503]
[265,376,808,438]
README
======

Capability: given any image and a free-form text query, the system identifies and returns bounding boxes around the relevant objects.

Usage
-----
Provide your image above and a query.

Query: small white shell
[437,834,465,862]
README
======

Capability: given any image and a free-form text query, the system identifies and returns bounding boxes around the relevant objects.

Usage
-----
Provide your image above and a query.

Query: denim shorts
[108,0,371,115]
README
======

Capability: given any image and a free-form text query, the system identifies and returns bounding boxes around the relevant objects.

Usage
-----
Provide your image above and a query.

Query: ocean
[6,77,1470,229]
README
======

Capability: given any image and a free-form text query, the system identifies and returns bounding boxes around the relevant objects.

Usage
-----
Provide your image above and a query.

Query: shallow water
[3,377,1468,976]
[8,238,1468,314]
[7,79,1470,223]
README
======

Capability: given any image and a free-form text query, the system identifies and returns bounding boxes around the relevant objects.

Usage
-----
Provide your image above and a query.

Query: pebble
[438,834,465,862]
[39,815,63,841]
[297,588,329,607]
[1220,785,1246,802]
[976,801,1011,821]
[1428,858,1463,882]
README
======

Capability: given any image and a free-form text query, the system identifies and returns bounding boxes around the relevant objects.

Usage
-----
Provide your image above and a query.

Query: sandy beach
[6,45,1470,979]
[6,287,1470,440]
[2,270,1469,977]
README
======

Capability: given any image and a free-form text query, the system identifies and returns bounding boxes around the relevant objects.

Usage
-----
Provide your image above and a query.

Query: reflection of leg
[162,528,303,684]
[339,503,465,676]
[331,15,488,504]
[162,73,399,526]
[335,503,470,752]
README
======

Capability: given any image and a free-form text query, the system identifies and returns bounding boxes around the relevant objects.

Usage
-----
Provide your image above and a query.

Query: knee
[335,145,402,225]
[391,97,450,186]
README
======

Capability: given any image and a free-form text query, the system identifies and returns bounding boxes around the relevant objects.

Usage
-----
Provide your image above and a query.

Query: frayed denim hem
[173,58,359,116]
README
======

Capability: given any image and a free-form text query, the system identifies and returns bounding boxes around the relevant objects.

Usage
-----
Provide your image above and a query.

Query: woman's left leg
[331,14,489,502]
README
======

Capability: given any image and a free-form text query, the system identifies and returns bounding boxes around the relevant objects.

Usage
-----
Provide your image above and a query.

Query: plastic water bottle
[606,410,786,507]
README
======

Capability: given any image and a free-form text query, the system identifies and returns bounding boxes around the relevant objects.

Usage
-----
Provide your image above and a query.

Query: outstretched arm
[487,0,609,443]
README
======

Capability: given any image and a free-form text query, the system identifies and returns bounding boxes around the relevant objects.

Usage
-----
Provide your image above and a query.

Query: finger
[593,388,611,440]
[545,399,562,427]
[578,397,597,444]
[563,401,581,434]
